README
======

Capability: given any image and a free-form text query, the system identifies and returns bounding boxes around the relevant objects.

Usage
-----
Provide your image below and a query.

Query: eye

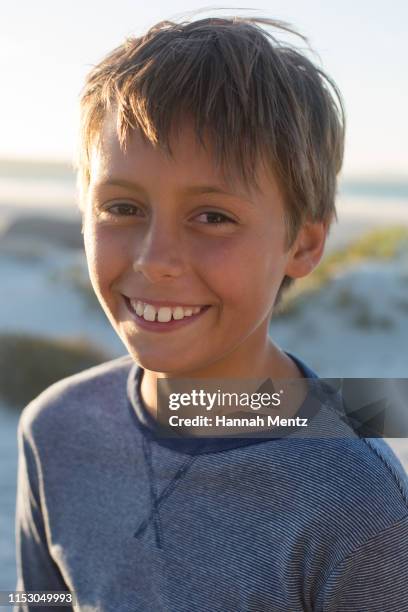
[104,202,145,217]
[194,211,236,225]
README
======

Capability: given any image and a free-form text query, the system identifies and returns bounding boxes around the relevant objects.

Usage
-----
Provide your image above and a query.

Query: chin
[124,345,191,375]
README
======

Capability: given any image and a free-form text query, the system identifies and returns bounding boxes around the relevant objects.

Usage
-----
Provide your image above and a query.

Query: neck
[140,336,304,421]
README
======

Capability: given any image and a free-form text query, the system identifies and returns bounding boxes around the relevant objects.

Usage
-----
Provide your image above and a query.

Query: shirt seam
[361,437,408,507]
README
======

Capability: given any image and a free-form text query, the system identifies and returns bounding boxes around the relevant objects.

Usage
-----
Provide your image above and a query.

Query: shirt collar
[126,352,325,455]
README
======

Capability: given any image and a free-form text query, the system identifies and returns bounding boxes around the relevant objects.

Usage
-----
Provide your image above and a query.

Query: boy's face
[83,113,323,376]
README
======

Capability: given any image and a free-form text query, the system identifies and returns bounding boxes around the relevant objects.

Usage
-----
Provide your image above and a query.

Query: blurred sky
[0,0,407,177]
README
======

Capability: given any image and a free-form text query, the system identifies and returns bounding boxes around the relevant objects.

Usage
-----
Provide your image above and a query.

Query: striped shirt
[15,353,408,611]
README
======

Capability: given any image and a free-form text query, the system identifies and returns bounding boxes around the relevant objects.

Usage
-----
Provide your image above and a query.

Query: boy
[15,16,408,611]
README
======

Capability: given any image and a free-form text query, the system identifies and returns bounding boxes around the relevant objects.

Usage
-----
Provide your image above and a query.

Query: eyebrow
[94,178,253,202]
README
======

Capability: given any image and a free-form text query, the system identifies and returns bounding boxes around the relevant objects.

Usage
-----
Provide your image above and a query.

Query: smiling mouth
[124,297,211,326]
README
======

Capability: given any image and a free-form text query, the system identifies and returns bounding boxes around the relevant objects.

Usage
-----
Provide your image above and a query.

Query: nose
[132,219,185,282]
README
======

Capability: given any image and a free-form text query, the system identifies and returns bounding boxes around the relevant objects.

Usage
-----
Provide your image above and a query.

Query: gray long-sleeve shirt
[15,353,408,611]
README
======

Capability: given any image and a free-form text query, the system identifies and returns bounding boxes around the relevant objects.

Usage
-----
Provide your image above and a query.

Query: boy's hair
[76,15,345,299]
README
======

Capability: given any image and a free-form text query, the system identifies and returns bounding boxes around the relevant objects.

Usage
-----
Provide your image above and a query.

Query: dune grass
[0,333,108,410]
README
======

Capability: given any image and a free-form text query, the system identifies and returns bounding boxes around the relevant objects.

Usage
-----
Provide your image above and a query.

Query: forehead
[89,111,281,204]
[90,114,216,180]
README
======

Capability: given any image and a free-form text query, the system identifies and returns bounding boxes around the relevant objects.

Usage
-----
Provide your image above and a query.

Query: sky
[1,0,407,178]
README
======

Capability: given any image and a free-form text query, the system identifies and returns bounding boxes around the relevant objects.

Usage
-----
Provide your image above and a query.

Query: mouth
[123,296,211,332]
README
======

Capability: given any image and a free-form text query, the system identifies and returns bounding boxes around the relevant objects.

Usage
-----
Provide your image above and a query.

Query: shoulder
[246,434,408,537]
[18,354,134,444]
[250,436,408,604]
[309,436,408,514]
[360,437,408,505]
[313,435,408,505]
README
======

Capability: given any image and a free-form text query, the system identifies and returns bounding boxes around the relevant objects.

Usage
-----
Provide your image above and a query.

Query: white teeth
[143,304,156,321]
[172,306,184,320]
[129,299,204,322]
[157,307,172,322]
[135,301,144,316]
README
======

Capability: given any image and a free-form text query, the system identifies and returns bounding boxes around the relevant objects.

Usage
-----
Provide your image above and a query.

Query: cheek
[194,229,286,308]
[83,223,126,298]
[249,225,288,295]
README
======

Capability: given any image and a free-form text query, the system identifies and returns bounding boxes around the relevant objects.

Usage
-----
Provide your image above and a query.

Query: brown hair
[76,15,345,297]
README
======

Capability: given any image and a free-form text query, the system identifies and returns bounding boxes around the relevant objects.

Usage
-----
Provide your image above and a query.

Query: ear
[284,221,327,280]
